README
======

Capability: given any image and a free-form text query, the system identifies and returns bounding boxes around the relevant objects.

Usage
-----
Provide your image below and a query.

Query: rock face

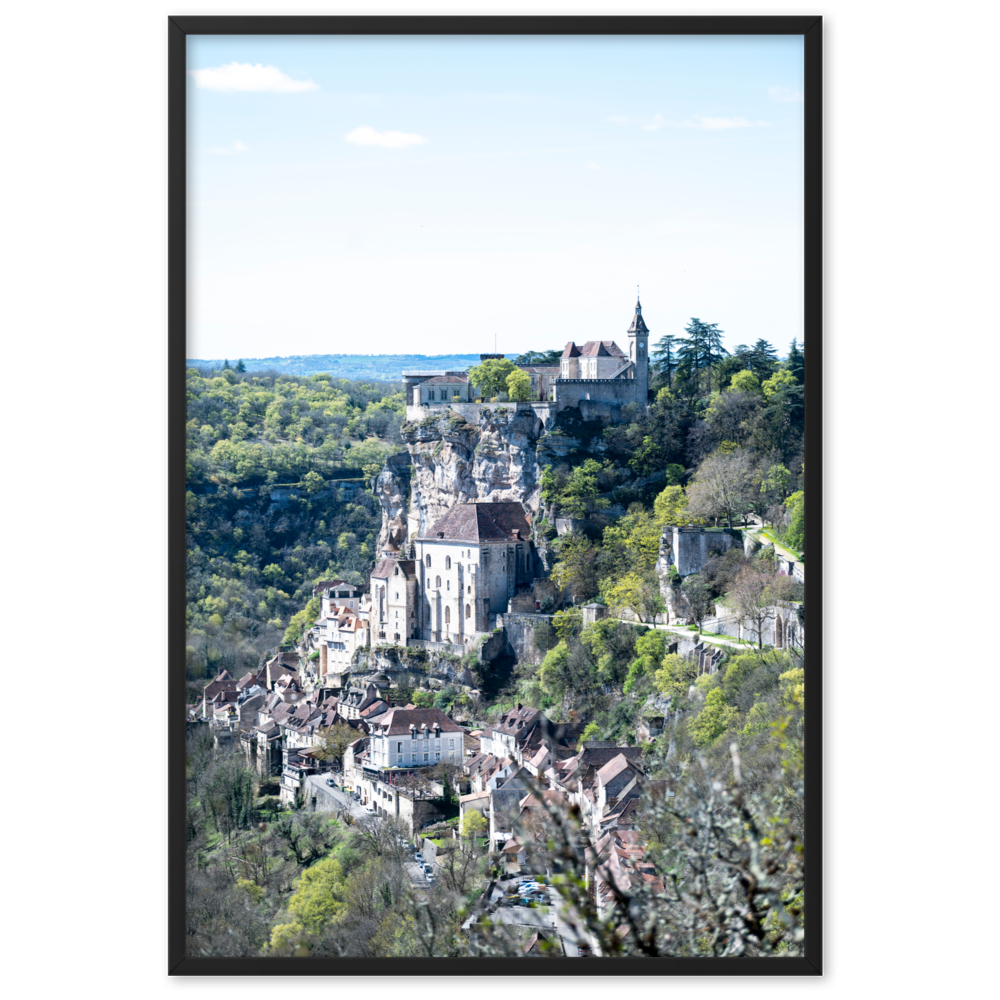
[373,451,413,556]
[378,405,557,545]
[351,646,477,689]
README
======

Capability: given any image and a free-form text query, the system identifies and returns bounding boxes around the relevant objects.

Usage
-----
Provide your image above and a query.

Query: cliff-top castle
[402,296,651,419]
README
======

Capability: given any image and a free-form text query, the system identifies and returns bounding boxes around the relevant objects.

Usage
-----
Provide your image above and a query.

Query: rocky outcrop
[388,405,558,541]
[373,450,412,555]
[351,646,477,689]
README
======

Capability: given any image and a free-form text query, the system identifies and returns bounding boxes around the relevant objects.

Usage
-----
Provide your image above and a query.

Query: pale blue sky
[187,34,803,360]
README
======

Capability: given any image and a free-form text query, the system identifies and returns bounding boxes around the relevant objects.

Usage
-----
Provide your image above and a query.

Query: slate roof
[560,343,581,358]
[421,374,469,384]
[312,579,358,596]
[626,298,649,334]
[493,705,542,736]
[370,556,416,581]
[369,707,463,737]
[420,502,531,543]
[581,340,627,358]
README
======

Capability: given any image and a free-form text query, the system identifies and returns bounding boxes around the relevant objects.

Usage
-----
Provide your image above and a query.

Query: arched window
[445,556,451,570]
[435,575,441,588]
[775,617,784,648]
[445,607,451,624]
[425,554,431,567]
[394,566,399,575]
[446,580,450,590]
[465,604,471,619]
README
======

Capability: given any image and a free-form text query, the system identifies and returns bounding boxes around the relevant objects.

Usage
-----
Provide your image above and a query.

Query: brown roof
[370,707,463,737]
[518,365,560,375]
[420,502,530,543]
[560,342,580,358]
[596,753,637,786]
[421,374,469,384]
[370,556,416,581]
[580,340,627,358]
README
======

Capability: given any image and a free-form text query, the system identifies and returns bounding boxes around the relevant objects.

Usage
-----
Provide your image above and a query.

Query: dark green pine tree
[677,318,728,395]
[222,358,232,370]
[650,334,680,388]
[235,359,246,373]
[786,339,805,383]
[747,338,779,379]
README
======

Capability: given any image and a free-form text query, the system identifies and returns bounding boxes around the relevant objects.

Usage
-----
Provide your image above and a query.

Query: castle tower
[626,296,650,402]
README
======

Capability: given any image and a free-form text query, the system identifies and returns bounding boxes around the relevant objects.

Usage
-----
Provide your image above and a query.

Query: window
[481,549,489,565]
[449,739,455,750]
[446,580,450,590]
[467,585,471,594]
[428,390,436,400]
[465,603,471,619]
[425,554,431,567]
[397,742,402,753]
[435,575,441,588]
[424,753,429,762]
[445,607,451,624]
[445,556,451,569]
[435,752,440,761]
[395,592,399,600]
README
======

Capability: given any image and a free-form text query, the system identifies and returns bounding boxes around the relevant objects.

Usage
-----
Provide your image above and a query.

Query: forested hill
[185,368,404,685]
[187,353,502,381]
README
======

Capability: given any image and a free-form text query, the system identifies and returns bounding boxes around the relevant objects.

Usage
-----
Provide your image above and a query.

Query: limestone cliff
[373,451,412,556]
[376,404,568,550]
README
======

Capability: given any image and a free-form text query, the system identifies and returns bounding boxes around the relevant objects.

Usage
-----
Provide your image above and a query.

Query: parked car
[414,852,423,862]
[325,777,336,787]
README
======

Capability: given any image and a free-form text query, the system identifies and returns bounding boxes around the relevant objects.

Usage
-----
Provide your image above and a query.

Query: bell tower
[626,294,650,403]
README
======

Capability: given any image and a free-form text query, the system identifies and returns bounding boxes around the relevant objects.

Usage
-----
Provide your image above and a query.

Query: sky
[187,34,804,360]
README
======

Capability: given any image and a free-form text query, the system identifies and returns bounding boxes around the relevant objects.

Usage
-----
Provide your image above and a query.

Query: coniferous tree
[236,359,246,373]
[677,318,727,395]
[786,338,805,383]
[222,359,232,370]
[746,338,779,380]
[650,334,680,388]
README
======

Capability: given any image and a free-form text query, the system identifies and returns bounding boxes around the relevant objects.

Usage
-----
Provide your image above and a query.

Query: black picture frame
[169,14,822,976]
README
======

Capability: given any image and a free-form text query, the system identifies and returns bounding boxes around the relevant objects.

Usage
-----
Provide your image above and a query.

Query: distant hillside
[186,353,510,381]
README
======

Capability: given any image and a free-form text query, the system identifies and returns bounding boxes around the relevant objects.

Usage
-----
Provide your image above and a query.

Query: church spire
[627,295,649,335]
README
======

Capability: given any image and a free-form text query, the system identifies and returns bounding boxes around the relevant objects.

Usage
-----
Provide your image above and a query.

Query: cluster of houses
[193,648,664,922]
[456,704,665,919]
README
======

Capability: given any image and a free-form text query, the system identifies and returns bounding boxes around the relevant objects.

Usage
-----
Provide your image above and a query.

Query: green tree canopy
[506,368,531,401]
[467,358,516,398]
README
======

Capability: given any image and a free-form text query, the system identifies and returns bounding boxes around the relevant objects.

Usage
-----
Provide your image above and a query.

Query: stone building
[370,555,419,645]
[414,501,534,642]
[403,296,652,419]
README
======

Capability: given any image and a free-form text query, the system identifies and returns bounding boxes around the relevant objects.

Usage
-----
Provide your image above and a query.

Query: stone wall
[497,612,553,665]
[554,378,642,410]
[666,526,742,577]
[707,603,805,649]
[478,630,510,663]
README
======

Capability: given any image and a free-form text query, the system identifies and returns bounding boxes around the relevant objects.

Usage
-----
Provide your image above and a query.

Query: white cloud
[607,113,768,131]
[189,62,318,93]
[208,140,249,155]
[344,126,429,149]
[769,85,804,103]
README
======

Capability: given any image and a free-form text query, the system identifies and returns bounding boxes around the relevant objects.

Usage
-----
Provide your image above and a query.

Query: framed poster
[169,15,821,976]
